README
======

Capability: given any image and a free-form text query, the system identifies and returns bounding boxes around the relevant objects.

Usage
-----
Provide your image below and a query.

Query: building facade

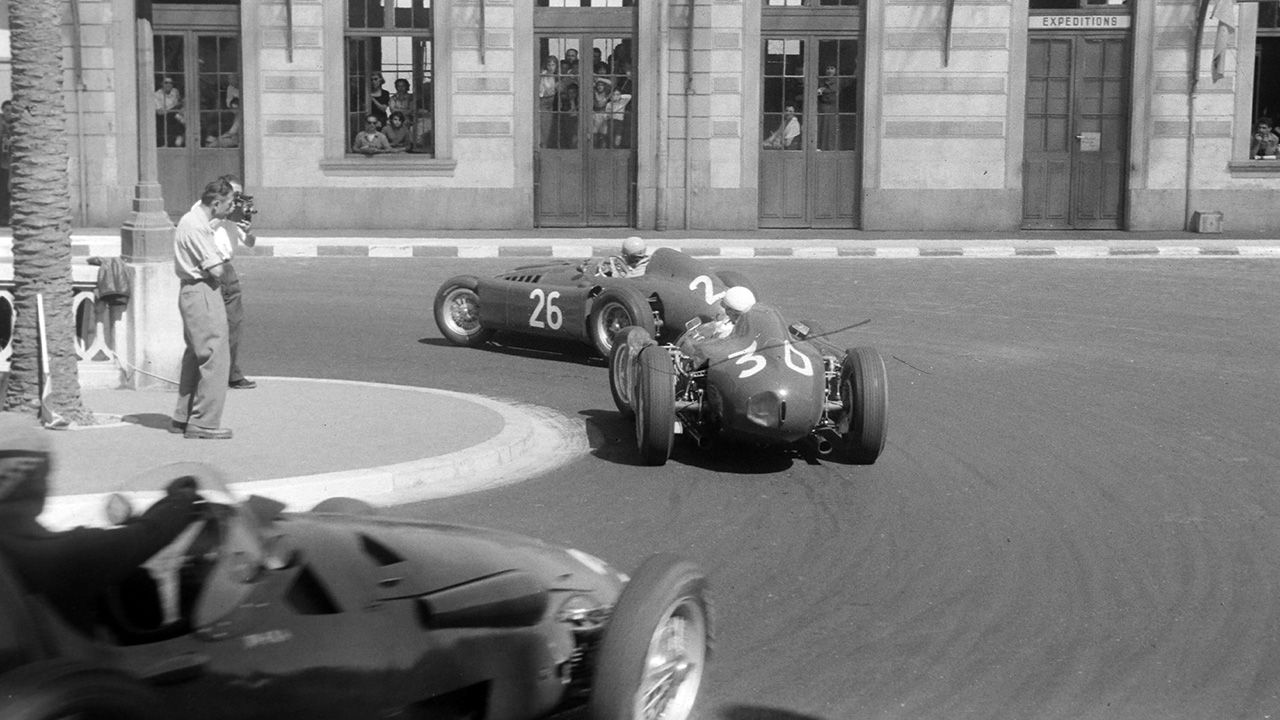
[8,0,1280,233]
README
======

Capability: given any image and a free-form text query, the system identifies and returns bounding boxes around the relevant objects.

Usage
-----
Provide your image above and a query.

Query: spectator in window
[225,74,241,109]
[154,76,185,147]
[1250,117,1279,159]
[561,48,580,76]
[369,74,390,127]
[204,97,242,148]
[389,78,415,124]
[593,47,610,75]
[382,111,412,151]
[559,83,581,149]
[594,85,632,149]
[816,64,840,151]
[539,56,561,149]
[354,115,394,155]
[763,105,801,150]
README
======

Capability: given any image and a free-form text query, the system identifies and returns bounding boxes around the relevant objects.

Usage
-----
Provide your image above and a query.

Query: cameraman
[214,175,257,390]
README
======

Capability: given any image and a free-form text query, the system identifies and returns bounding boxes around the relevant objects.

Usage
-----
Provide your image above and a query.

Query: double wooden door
[534,33,636,227]
[153,6,243,217]
[1023,35,1130,229]
[759,36,860,229]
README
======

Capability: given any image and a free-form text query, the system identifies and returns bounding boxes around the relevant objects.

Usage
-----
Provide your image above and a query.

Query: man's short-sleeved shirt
[173,204,227,281]
[191,200,249,259]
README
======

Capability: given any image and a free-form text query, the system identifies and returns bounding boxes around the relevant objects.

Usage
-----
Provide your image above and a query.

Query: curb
[39,382,588,531]
[7,237,1280,261]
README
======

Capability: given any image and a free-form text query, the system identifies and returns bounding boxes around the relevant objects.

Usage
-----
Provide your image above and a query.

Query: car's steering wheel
[596,256,628,278]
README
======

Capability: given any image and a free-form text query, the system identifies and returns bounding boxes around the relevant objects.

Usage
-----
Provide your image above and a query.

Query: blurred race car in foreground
[0,463,711,720]
[434,248,752,357]
[609,304,888,466]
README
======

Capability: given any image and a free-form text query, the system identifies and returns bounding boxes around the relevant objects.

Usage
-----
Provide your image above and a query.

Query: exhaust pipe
[802,434,834,457]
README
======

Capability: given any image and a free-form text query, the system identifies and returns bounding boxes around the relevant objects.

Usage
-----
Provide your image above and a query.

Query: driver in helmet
[0,415,201,634]
[604,236,650,278]
[709,286,756,339]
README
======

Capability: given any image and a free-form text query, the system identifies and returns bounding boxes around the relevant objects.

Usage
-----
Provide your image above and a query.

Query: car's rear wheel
[839,346,888,464]
[634,345,675,466]
[589,554,711,720]
[609,326,655,418]
[434,276,495,347]
[0,661,165,720]
[588,287,655,357]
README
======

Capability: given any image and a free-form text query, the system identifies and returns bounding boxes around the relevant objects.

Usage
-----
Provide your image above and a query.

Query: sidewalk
[37,377,587,531]
[2,228,1278,261]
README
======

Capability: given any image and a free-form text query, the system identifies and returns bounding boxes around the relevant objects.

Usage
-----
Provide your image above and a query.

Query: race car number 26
[528,288,563,330]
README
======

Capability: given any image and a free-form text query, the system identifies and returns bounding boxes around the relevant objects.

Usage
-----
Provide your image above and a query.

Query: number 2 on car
[688,275,726,306]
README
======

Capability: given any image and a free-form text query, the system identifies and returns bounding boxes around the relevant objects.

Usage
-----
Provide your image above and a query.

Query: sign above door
[1030,15,1131,30]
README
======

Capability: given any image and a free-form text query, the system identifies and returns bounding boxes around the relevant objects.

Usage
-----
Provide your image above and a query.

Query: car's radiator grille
[563,625,605,701]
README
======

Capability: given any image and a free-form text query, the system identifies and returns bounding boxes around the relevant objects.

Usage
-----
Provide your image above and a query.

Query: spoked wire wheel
[433,277,495,347]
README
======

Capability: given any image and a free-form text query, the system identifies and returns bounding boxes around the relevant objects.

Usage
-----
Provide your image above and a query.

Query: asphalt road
[241,255,1280,720]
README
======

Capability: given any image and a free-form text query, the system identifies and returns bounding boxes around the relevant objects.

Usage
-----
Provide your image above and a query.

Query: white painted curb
[40,382,587,531]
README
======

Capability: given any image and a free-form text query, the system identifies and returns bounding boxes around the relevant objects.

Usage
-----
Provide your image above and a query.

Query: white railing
[0,281,127,376]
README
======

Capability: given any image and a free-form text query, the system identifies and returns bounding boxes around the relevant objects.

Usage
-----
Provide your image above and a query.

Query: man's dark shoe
[169,420,187,434]
[184,426,233,440]
[229,378,257,389]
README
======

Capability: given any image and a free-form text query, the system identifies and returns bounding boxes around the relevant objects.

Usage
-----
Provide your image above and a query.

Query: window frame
[1231,4,1280,174]
[321,0,456,175]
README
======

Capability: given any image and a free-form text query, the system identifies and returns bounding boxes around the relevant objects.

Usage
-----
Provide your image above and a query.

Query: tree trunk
[3,0,89,422]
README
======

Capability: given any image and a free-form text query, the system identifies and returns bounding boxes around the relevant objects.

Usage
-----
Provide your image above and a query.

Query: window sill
[320,156,457,177]
[1228,160,1280,176]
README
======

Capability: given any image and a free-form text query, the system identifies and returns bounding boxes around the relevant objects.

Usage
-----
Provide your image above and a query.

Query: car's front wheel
[634,345,675,466]
[589,554,711,720]
[609,326,655,418]
[434,276,495,347]
[588,287,655,357]
[0,661,166,720]
[839,346,888,464]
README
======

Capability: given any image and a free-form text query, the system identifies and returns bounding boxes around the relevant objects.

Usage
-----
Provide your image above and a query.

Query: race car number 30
[528,288,563,330]
[727,340,814,379]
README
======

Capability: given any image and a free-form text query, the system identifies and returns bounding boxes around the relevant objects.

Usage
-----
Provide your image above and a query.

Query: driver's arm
[4,484,199,633]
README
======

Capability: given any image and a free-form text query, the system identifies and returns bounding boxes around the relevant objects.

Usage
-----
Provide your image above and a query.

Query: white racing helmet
[621,235,646,260]
[722,286,756,315]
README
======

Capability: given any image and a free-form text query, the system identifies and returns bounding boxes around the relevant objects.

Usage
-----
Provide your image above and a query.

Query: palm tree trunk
[4,0,89,422]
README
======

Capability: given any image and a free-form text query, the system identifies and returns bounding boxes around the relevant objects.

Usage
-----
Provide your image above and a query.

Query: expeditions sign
[1030,15,1131,30]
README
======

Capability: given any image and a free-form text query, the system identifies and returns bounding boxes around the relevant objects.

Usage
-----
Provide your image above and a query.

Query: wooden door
[535,34,635,227]
[1024,35,1129,229]
[760,37,859,229]
[154,7,242,217]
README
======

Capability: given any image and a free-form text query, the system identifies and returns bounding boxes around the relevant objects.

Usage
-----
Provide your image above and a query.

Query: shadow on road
[121,412,176,432]
[418,334,605,367]
[579,409,796,473]
[717,705,829,720]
